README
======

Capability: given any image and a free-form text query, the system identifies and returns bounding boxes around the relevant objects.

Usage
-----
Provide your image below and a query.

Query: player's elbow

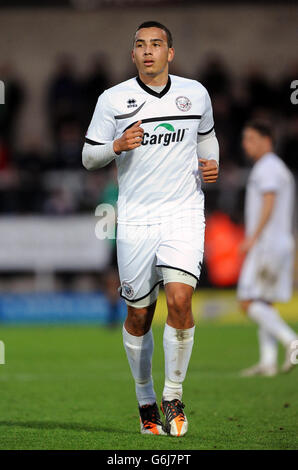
[82,145,96,170]
[82,156,93,171]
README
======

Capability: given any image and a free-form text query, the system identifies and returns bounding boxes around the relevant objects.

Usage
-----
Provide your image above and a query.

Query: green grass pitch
[0,323,297,450]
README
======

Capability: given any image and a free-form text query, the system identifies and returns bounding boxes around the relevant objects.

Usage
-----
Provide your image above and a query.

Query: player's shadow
[0,420,130,435]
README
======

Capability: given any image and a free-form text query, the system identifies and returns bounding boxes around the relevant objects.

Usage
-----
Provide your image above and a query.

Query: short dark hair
[244,119,274,142]
[134,21,173,48]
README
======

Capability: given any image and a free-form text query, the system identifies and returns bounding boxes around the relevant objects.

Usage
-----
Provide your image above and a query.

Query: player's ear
[131,49,136,64]
[168,47,175,64]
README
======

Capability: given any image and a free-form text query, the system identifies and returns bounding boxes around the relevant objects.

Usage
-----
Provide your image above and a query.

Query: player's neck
[256,147,273,161]
[138,70,169,87]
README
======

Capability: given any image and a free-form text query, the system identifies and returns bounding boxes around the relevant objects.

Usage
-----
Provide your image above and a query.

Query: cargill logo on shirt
[142,122,186,146]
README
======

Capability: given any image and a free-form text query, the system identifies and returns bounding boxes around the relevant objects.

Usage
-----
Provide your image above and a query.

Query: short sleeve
[256,162,281,193]
[85,91,116,144]
[198,89,214,135]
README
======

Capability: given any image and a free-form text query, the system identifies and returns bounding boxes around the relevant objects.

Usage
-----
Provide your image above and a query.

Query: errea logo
[142,122,186,146]
[127,98,137,108]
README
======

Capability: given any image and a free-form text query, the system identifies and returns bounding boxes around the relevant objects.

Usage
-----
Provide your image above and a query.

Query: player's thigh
[156,211,205,284]
[270,243,295,302]
[237,248,259,302]
[117,224,162,303]
[237,242,294,303]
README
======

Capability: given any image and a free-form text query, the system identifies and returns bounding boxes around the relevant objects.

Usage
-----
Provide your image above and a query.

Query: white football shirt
[245,152,295,244]
[86,74,215,224]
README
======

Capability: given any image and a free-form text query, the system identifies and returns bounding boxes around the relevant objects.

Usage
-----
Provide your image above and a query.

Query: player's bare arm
[199,158,219,183]
[240,191,276,254]
[113,120,144,154]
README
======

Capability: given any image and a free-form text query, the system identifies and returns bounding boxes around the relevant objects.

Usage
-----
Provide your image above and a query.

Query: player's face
[242,128,266,161]
[132,27,174,80]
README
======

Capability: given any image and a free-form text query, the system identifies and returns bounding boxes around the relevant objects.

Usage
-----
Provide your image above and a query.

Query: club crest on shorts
[175,96,192,112]
[122,281,134,299]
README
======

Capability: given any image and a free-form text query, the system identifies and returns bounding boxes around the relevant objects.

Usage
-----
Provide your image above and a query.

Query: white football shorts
[117,210,205,306]
[237,237,295,303]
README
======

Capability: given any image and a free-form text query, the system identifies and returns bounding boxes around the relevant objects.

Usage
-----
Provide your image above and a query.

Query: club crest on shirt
[122,281,134,299]
[175,96,192,112]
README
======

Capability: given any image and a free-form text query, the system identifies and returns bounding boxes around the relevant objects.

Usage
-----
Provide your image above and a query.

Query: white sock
[122,326,156,407]
[248,301,297,347]
[258,327,278,367]
[162,323,195,401]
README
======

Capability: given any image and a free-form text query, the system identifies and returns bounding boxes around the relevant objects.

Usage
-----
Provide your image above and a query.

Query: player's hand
[199,158,219,183]
[239,237,255,255]
[113,120,143,154]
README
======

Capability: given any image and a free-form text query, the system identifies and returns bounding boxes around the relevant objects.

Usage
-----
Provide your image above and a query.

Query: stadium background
[0,0,297,326]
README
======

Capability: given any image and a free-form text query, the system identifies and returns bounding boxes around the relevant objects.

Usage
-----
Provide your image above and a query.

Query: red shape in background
[0,140,9,170]
[205,212,245,287]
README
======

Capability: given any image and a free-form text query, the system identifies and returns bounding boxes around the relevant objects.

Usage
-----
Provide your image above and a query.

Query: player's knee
[166,289,194,329]
[125,305,154,335]
[239,300,251,314]
[167,288,192,315]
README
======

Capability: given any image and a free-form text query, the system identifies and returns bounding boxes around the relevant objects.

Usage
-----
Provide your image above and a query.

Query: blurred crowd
[0,54,297,217]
